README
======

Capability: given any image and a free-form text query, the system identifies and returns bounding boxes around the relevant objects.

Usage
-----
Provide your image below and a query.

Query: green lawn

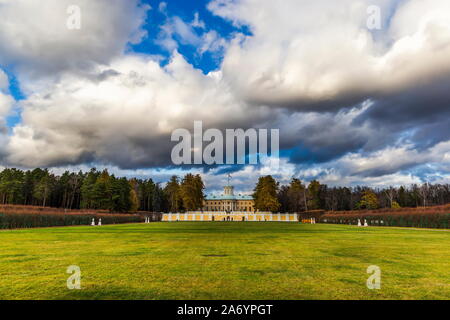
[0,222,449,300]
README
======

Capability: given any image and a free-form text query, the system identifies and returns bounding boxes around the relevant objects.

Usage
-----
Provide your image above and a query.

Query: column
[285,213,289,222]
[168,212,172,222]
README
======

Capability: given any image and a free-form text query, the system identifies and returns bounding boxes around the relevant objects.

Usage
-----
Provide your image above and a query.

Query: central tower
[223,186,234,196]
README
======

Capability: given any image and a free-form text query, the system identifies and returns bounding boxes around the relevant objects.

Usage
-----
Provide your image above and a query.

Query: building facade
[161,183,299,222]
[162,212,298,222]
[203,185,255,212]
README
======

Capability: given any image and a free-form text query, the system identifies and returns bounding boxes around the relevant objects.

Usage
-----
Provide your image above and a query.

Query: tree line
[1,168,449,213]
[254,176,450,212]
[0,168,204,213]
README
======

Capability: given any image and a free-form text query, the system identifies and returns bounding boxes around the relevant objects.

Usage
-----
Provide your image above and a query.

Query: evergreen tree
[164,175,182,212]
[287,178,306,212]
[307,180,322,210]
[33,170,54,207]
[180,174,205,211]
[128,179,139,212]
[152,183,166,212]
[80,168,100,209]
[253,175,280,212]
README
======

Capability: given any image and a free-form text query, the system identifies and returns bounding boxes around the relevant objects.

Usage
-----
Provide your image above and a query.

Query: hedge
[0,212,144,229]
[319,212,450,229]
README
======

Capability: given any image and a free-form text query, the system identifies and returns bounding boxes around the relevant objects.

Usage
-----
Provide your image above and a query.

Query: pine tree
[180,174,205,211]
[128,179,139,212]
[164,175,182,212]
[287,178,306,212]
[307,180,322,210]
[253,176,280,212]
[80,168,100,209]
[33,170,54,207]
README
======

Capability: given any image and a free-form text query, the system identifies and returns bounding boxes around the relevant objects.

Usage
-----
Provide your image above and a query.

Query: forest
[0,168,449,213]
[0,168,203,213]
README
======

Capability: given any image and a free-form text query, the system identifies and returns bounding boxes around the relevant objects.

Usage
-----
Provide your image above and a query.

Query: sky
[0,0,449,194]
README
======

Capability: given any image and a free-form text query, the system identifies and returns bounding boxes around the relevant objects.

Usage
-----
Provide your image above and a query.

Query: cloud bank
[0,0,449,189]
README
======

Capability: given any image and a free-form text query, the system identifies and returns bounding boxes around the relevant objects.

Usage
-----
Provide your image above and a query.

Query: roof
[205,194,253,201]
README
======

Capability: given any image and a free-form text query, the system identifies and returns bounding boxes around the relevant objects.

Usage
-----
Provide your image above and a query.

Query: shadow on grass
[41,223,356,237]
[55,286,164,300]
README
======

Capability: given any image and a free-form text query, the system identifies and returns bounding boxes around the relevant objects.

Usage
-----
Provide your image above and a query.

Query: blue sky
[131,0,249,74]
[0,0,449,192]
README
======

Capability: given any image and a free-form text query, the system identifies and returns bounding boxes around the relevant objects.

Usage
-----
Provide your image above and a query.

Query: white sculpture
[98,218,102,226]
[91,218,95,226]
[364,219,368,227]
[358,219,362,227]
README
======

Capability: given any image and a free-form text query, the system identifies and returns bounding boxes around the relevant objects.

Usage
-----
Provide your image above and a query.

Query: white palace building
[162,184,299,222]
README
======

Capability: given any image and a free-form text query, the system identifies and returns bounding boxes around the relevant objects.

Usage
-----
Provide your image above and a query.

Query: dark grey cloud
[355,75,450,149]
[1,0,450,190]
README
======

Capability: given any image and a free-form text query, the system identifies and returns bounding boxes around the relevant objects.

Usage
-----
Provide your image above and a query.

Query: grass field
[0,222,449,300]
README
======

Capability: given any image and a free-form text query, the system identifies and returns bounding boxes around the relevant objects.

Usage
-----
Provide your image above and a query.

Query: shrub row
[319,212,450,229]
[0,212,144,229]
[326,204,450,215]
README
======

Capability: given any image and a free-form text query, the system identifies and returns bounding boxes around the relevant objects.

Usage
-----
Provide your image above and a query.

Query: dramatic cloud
[0,69,14,156]
[0,0,449,188]
[0,69,9,91]
[5,54,273,168]
[0,0,149,79]
[211,0,450,111]
[0,69,13,125]
[356,75,450,147]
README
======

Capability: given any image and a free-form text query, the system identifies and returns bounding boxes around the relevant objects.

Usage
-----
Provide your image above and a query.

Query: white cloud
[0,93,13,119]
[292,140,450,186]
[0,70,14,135]
[336,141,450,177]
[5,53,273,168]
[209,0,450,110]
[0,70,9,91]
[0,0,449,190]
[157,14,228,57]
[318,171,423,188]
[191,12,206,29]
[0,0,149,79]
